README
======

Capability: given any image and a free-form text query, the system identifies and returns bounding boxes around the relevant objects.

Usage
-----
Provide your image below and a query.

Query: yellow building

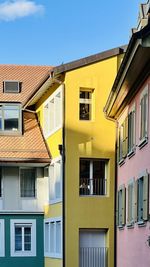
[25,46,126,267]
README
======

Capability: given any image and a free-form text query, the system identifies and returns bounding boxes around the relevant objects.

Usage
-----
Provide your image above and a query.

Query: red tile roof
[0,111,50,163]
[0,65,52,105]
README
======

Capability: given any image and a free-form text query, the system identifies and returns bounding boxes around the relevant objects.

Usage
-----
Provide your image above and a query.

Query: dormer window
[0,104,21,134]
[3,81,21,93]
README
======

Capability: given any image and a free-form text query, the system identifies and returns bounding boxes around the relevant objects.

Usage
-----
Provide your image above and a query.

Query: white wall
[1,166,49,212]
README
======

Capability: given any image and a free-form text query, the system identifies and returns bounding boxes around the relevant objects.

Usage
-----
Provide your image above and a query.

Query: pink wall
[117,76,150,267]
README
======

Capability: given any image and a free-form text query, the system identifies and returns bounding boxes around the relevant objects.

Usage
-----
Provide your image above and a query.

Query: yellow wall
[36,86,63,267]
[36,52,124,267]
[64,56,118,267]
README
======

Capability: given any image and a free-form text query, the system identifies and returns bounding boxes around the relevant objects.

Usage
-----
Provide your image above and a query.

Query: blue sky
[0,0,142,66]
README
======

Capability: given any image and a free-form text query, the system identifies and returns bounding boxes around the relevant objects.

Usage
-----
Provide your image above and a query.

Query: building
[25,46,126,267]
[104,2,150,267]
[0,65,52,267]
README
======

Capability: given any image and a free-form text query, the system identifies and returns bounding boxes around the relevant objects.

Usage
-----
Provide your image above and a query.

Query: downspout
[104,111,118,267]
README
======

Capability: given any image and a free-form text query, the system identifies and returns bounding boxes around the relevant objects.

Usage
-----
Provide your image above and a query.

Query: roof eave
[104,24,150,119]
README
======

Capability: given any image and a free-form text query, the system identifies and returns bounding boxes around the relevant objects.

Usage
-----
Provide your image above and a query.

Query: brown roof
[0,111,50,163]
[0,65,52,105]
[53,45,127,75]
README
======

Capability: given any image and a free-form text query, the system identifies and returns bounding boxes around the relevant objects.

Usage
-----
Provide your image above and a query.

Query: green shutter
[134,180,138,222]
[127,183,131,224]
[116,192,119,226]
[143,172,149,221]
[122,117,128,157]
[122,186,126,225]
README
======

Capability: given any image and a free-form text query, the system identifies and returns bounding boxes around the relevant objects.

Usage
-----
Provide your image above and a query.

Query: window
[128,105,136,154]
[0,104,21,133]
[0,168,2,197]
[20,168,36,198]
[117,185,126,227]
[118,117,128,163]
[44,217,62,258]
[127,179,135,226]
[49,157,62,203]
[79,159,107,196]
[79,229,107,267]
[139,86,148,145]
[136,172,149,223]
[0,219,5,257]
[79,89,93,120]
[43,87,62,137]
[3,81,20,93]
[11,219,36,257]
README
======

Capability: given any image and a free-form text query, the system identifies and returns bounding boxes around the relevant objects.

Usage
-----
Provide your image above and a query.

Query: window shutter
[127,183,132,224]
[134,180,138,222]
[143,172,149,221]
[122,186,126,225]
[117,129,120,163]
[122,117,128,158]
[116,192,119,226]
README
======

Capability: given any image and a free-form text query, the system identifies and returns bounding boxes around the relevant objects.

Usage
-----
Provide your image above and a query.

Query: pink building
[104,2,150,267]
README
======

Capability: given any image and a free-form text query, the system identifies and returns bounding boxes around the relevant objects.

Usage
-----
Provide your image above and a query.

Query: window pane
[45,223,49,253]
[0,168,2,197]
[55,93,61,128]
[93,160,105,195]
[15,226,22,251]
[24,227,31,251]
[49,99,54,132]
[79,90,92,120]
[50,222,55,253]
[4,105,19,131]
[56,221,61,254]
[55,161,61,199]
[20,169,36,197]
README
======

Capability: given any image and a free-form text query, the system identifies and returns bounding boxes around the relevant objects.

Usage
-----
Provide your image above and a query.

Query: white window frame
[44,217,62,259]
[0,167,3,198]
[19,167,37,199]
[49,156,62,204]
[139,85,149,147]
[10,219,36,257]
[0,219,5,257]
[43,87,63,138]
[0,103,22,134]
[79,88,93,121]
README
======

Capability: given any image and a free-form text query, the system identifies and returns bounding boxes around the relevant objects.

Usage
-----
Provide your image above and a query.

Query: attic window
[3,81,20,93]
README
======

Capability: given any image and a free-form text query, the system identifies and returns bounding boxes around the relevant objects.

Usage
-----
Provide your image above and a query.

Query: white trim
[49,156,62,204]
[0,219,5,257]
[43,86,63,138]
[10,219,36,257]
[44,217,62,259]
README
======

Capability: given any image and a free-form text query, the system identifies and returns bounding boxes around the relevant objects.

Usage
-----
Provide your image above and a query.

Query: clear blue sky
[0,0,142,66]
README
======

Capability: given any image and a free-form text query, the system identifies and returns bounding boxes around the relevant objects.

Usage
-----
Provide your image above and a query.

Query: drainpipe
[104,110,117,267]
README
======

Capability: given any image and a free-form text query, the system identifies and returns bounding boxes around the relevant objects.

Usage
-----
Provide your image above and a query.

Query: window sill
[137,220,146,227]
[118,225,125,230]
[138,137,148,149]
[127,149,136,159]
[118,159,125,166]
[49,199,62,205]
[44,253,62,259]
[127,223,134,229]
[44,125,62,139]
[79,194,107,197]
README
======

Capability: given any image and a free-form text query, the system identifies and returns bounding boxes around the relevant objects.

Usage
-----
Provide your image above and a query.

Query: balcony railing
[79,178,106,196]
[80,247,108,267]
